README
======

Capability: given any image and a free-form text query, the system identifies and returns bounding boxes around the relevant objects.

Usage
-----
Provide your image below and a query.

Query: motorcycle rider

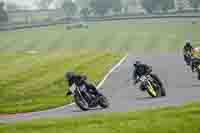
[65,72,101,97]
[190,48,200,80]
[183,41,193,65]
[133,61,164,92]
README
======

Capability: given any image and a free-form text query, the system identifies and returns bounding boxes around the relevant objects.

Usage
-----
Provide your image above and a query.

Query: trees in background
[76,0,90,9]
[141,0,155,13]
[141,0,174,13]
[35,0,54,9]
[112,0,122,14]
[62,0,78,17]
[0,2,8,22]
[80,7,90,17]
[188,0,200,11]
[176,0,184,12]
[158,0,174,12]
[89,0,122,16]
[90,0,112,16]
[6,2,21,11]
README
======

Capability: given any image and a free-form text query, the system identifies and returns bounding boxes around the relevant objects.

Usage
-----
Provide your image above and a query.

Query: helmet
[65,71,75,80]
[134,61,141,67]
[186,40,191,46]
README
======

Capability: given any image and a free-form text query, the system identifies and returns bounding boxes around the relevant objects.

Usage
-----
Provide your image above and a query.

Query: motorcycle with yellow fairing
[137,74,166,97]
[190,47,200,80]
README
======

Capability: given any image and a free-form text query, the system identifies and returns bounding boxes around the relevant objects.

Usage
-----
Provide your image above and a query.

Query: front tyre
[146,80,163,97]
[146,84,158,97]
[160,87,166,96]
[74,93,89,111]
[150,74,166,97]
[197,65,200,80]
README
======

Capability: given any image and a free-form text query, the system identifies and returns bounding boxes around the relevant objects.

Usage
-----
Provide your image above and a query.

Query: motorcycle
[196,65,200,80]
[137,74,166,97]
[68,84,109,111]
[184,51,192,66]
[191,58,200,80]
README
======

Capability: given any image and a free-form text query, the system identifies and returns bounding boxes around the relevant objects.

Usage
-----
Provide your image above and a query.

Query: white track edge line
[97,54,129,89]
[68,54,129,106]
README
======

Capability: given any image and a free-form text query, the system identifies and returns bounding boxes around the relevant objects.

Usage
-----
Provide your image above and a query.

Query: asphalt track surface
[1,53,200,123]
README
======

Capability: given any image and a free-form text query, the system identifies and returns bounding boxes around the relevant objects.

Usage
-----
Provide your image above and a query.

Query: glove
[192,67,196,72]
[66,91,72,96]
[147,67,152,74]
[134,79,139,85]
[82,75,87,81]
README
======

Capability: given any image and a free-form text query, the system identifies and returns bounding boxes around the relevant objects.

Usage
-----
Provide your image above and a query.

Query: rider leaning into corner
[183,40,193,65]
[65,72,101,97]
[191,48,200,73]
[183,40,200,74]
[133,61,165,91]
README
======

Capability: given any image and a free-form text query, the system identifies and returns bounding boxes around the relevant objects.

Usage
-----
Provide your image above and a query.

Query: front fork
[76,88,89,105]
[146,81,157,97]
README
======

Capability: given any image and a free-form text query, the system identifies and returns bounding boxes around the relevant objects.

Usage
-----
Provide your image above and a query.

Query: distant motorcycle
[196,64,200,80]
[68,84,109,111]
[136,74,166,97]
[191,58,200,80]
[183,51,192,66]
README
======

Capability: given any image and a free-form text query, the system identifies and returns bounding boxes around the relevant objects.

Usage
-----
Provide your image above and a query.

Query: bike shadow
[136,97,153,101]
[192,84,200,87]
[136,95,167,101]
[72,107,104,113]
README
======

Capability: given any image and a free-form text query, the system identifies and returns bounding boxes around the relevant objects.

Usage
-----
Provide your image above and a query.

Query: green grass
[0,51,123,113]
[0,102,200,133]
[1,20,200,114]
[1,21,200,53]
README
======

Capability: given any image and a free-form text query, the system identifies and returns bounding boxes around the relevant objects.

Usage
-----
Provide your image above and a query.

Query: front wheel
[74,93,89,111]
[146,80,165,97]
[197,65,200,80]
[160,87,166,96]
[146,84,158,97]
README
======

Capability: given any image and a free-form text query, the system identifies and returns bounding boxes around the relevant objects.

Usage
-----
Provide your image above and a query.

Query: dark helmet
[134,61,141,67]
[65,71,75,80]
[186,40,191,47]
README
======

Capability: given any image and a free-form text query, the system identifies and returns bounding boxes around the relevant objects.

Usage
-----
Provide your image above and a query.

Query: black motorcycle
[68,84,109,111]
[184,51,192,66]
[137,74,166,97]
[190,58,200,80]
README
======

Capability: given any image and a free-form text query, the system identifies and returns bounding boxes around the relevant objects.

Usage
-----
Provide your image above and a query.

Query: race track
[1,54,200,123]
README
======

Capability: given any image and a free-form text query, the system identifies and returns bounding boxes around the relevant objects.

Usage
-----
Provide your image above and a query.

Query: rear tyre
[98,95,109,108]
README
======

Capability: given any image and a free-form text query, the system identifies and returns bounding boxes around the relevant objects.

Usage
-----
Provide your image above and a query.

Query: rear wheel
[98,95,109,108]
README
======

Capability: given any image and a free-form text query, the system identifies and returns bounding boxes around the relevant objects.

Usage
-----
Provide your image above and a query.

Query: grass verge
[0,102,200,133]
[1,21,200,53]
[0,51,123,114]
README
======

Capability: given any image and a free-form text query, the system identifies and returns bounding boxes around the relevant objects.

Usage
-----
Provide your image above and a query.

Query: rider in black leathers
[133,61,164,91]
[183,41,193,65]
[191,58,200,80]
[65,72,100,96]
